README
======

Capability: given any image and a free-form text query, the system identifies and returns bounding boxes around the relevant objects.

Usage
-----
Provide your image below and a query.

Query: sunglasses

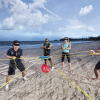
[64,39,68,40]
[14,44,20,46]
[45,41,48,42]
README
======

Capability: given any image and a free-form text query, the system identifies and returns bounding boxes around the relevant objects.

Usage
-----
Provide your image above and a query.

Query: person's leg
[6,75,11,83]
[49,58,53,66]
[17,62,27,80]
[62,62,64,69]
[67,53,71,73]
[44,53,47,64]
[5,75,11,90]
[44,59,47,64]
[68,63,71,73]
[62,52,65,69]
[22,71,26,77]
[92,61,100,80]
[92,68,99,80]
[6,65,15,83]
[50,61,53,66]
[5,65,15,90]
[49,58,54,71]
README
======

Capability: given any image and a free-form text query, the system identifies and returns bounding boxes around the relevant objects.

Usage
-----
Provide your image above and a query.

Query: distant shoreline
[0,40,95,52]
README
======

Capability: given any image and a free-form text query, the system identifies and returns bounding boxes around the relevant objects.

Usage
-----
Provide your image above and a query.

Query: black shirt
[7,48,23,64]
[43,43,51,54]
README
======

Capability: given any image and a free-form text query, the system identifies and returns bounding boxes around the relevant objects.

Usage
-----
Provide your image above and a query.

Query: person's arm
[93,52,100,55]
[61,43,65,49]
[6,55,16,59]
[47,43,51,50]
[47,47,51,50]
[65,43,71,50]
[19,49,23,59]
[96,50,100,53]
[42,43,46,49]
[90,50,100,55]
[42,46,46,49]
[6,49,16,59]
[20,56,23,59]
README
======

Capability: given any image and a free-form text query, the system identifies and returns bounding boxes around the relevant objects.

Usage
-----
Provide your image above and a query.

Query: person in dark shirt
[90,48,100,80]
[5,40,27,90]
[42,38,54,71]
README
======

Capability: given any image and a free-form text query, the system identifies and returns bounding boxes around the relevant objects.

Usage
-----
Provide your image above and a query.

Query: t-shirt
[43,43,51,54]
[62,43,69,53]
[7,48,23,64]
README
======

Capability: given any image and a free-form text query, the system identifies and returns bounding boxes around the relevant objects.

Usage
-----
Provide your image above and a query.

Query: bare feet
[62,66,64,70]
[60,67,64,70]
[92,78,99,80]
[69,70,72,74]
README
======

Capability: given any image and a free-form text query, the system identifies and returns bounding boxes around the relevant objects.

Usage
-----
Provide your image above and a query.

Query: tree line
[59,36,100,41]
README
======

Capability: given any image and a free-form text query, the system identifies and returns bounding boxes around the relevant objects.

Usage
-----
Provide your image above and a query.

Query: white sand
[0,41,100,100]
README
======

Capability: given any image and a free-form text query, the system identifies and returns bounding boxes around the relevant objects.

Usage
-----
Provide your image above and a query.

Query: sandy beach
[0,41,100,100]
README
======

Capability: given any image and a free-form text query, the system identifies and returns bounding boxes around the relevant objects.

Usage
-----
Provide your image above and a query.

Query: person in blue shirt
[5,40,27,90]
[61,37,71,72]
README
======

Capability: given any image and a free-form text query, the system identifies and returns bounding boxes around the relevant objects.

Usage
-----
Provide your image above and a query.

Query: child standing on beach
[42,38,54,71]
[5,40,27,90]
[61,37,71,72]
[90,47,100,80]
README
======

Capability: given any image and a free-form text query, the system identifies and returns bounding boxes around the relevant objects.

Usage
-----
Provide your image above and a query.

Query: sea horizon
[0,40,93,52]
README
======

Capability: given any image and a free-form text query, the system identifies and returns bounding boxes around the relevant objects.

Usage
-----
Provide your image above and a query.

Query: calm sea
[0,41,91,52]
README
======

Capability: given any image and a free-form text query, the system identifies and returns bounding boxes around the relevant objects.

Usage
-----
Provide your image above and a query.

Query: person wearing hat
[5,40,27,90]
[90,47,100,80]
[61,37,71,72]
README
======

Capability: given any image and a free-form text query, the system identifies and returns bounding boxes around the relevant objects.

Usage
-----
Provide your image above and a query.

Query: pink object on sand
[41,64,50,73]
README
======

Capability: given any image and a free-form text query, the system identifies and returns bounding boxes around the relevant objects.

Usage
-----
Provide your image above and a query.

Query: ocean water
[0,41,91,52]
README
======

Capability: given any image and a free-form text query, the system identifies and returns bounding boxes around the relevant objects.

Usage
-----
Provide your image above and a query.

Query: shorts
[61,52,71,63]
[95,61,100,69]
[44,51,51,61]
[8,62,25,75]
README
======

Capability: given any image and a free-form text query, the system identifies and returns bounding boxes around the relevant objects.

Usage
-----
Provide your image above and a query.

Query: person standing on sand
[90,47,100,80]
[5,40,27,90]
[42,38,54,71]
[61,37,71,72]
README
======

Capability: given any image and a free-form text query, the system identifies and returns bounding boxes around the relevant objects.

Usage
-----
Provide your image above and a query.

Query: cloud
[59,20,86,31]
[31,0,47,8]
[0,1,2,8]
[0,0,60,30]
[79,5,93,16]
[59,19,96,38]
[1,17,14,30]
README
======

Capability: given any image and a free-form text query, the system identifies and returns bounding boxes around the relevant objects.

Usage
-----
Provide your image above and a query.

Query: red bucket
[41,64,50,73]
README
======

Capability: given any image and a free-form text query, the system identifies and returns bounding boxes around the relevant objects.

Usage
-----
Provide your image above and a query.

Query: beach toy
[41,64,50,73]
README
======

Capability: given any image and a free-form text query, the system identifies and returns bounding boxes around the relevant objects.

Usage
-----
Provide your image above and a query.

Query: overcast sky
[0,0,100,41]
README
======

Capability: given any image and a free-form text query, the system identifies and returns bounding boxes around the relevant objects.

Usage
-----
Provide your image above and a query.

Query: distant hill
[59,36,100,41]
